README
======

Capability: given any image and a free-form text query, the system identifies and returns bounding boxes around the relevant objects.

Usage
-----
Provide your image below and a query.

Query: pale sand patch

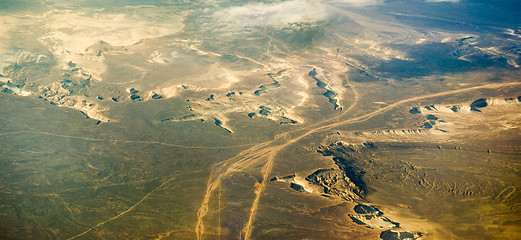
[0,16,17,55]
[36,9,185,80]
[153,85,185,99]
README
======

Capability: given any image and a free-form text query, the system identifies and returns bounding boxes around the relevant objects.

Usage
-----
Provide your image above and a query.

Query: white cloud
[425,0,459,2]
[38,10,184,54]
[213,0,385,30]
[214,0,329,28]
[32,9,185,80]
[330,0,384,6]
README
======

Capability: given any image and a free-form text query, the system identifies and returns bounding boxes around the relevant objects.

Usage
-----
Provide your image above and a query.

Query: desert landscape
[1,0,520,239]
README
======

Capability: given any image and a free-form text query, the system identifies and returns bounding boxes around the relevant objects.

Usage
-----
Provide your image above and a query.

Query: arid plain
[1,0,520,239]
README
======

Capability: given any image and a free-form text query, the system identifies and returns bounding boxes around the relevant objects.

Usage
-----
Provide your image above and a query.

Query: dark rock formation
[129,88,139,94]
[308,68,339,109]
[470,98,487,112]
[254,89,266,96]
[426,114,438,120]
[421,121,435,129]
[254,79,280,96]
[354,204,381,215]
[151,93,163,100]
[130,95,141,101]
[305,168,363,201]
[349,206,399,230]
[409,107,421,114]
[161,114,198,122]
[308,68,317,77]
[363,142,376,149]
[1,87,14,94]
[280,117,298,125]
[290,183,305,192]
[205,94,214,101]
[380,230,421,240]
[282,174,295,180]
[213,118,232,133]
[259,106,271,116]
[213,118,222,126]
[449,105,459,112]
[424,105,437,111]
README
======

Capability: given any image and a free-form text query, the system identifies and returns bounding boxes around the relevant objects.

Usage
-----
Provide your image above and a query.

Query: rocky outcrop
[409,107,421,114]
[253,74,281,96]
[151,93,163,100]
[470,98,487,112]
[349,205,402,232]
[308,68,340,110]
[380,230,422,240]
[161,114,199,122]
[259,106,271,116]
[290,182,305,192]
[305,169,363,201]
[213,117,233,133]
[36,81,111,122]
